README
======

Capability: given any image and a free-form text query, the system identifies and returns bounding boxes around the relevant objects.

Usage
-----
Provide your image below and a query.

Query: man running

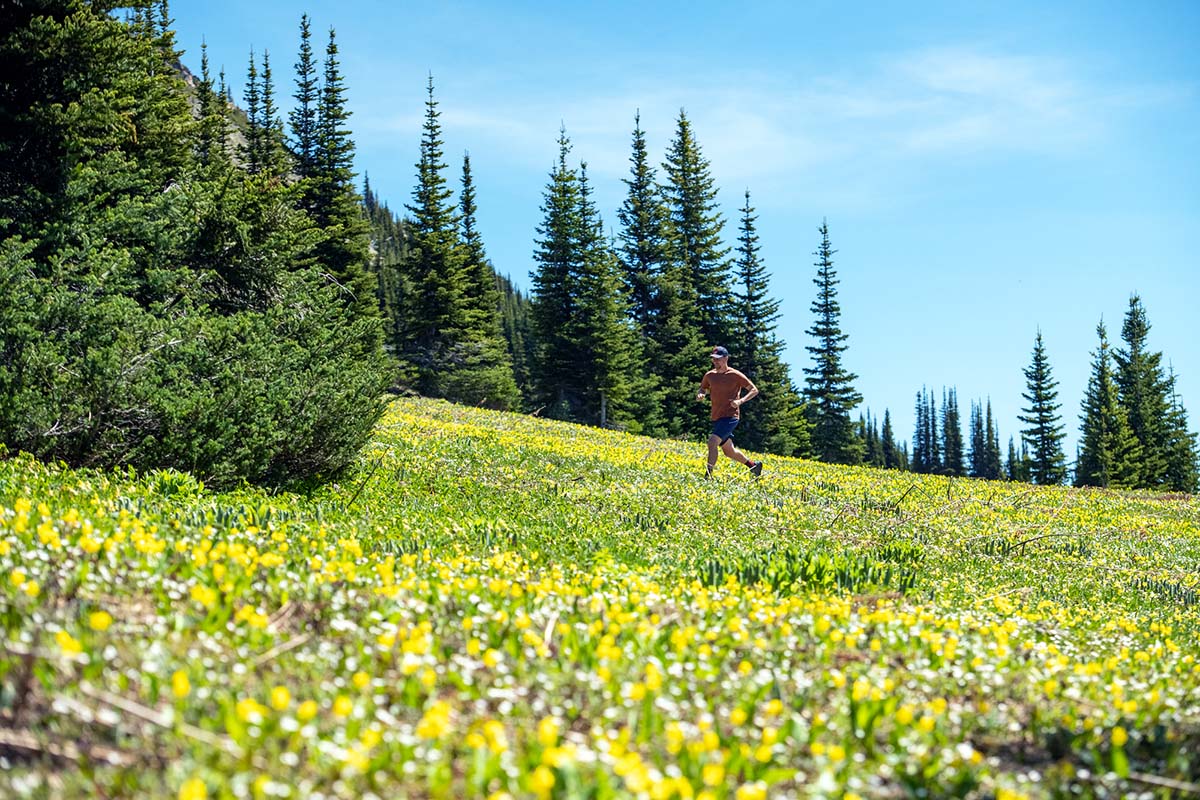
[696,346,763,478]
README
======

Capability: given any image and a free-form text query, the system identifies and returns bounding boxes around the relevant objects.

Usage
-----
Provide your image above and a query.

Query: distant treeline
[1,4,1195,491]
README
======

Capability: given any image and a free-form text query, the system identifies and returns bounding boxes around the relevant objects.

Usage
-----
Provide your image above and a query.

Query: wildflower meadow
[1,398,1198,798]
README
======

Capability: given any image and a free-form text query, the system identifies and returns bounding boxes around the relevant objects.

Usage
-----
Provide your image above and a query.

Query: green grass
[1,398,1198,799]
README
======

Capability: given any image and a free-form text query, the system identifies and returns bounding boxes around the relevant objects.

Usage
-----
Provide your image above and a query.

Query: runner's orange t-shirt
[701,369,753,420]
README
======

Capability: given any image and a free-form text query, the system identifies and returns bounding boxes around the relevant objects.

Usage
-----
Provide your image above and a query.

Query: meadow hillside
[1,398,1198,799]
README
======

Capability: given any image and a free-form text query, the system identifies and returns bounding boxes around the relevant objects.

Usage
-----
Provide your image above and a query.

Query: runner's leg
[721,438,751,466]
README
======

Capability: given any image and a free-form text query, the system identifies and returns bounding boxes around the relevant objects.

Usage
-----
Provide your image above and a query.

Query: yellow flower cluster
[1,397,1198,799]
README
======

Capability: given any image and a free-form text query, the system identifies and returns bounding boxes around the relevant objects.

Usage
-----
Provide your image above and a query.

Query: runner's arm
[731,381,759,408]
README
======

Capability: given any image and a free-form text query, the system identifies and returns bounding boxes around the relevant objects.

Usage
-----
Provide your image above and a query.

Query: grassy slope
[1,398,1198,799]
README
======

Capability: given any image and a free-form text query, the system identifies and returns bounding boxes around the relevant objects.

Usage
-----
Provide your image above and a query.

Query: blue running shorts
[711,416,740,444]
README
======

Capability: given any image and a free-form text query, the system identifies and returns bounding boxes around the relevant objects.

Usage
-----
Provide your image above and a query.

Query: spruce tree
[928,390,941,472]
[449,152,521,410]
[1113,295,1173,488]
[1006,437,1019,481]
[531,129,585,418]
[864,411,885,467]
[881,409,900,470]
[288,14,319,180]
[401,76,469,396]
[984,400,1003,479]
[912,387,942,475]
[942,387,964,476]
[215,65,235,162]
[1018,331,1068,485]
[611,114,673,435]
[912,389,928,474]
[303,27,375,319]
[241,48,263,174]
[732,190,809,456]
[194,42,224,168]
[1163,367,1200,492]
[614,113,706,438]
[802,221,862,464]
[661,110,733,347]
[529,138,647,428]
[258,50,288,178]
[459,153,498,332]
[968,400,986,478]
[1076,320,1140,488]
[315,28,355,197]
[574,165,649,429]
[616,113,670,331]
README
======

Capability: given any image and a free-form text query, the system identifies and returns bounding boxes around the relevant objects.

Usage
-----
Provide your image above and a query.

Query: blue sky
[170,0,1200,460]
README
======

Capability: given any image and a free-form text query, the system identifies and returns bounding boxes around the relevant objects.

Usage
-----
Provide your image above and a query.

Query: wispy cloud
[356,44,1182,211]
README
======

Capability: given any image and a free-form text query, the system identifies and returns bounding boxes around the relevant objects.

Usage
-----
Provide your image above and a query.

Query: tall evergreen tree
[288,14,319,179]
[241,48,263,174]
[864,410,885,467]
[1076,320,1141,488]
[907,391,926,472]
[530,128,584,418]
[613,113,706,438]
[984,399,1003,479]
[661,110,733,347]
[1018,331,1068,485]
[529,138,647,428]
[574,165,649,429]
[942,387,964,476]
[802,221,862,464]
[400,77,470,396]
[881,409,901,470]
[303,27,375,319]
[928,391,942,471]
[616,113,670,331]
[194,41,224,168]
[214,65,234,161]
[1113,295,1173,488]
[611,114,672,435]
[459,153,500,331]
[258,50,288,178]
[732,191,773,390]
[449,152,521,410]
[1163,366,1200,492]
[968,400,986,478]
[912,386,941,474]
[732,190,809,456]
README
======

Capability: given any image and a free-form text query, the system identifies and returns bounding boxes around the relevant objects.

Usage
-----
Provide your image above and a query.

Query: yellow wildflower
[56,630,83,656]
[270,686,291,711]
[1112,726,1128,747]
[297,700,318,722]
[179,777,207,800]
